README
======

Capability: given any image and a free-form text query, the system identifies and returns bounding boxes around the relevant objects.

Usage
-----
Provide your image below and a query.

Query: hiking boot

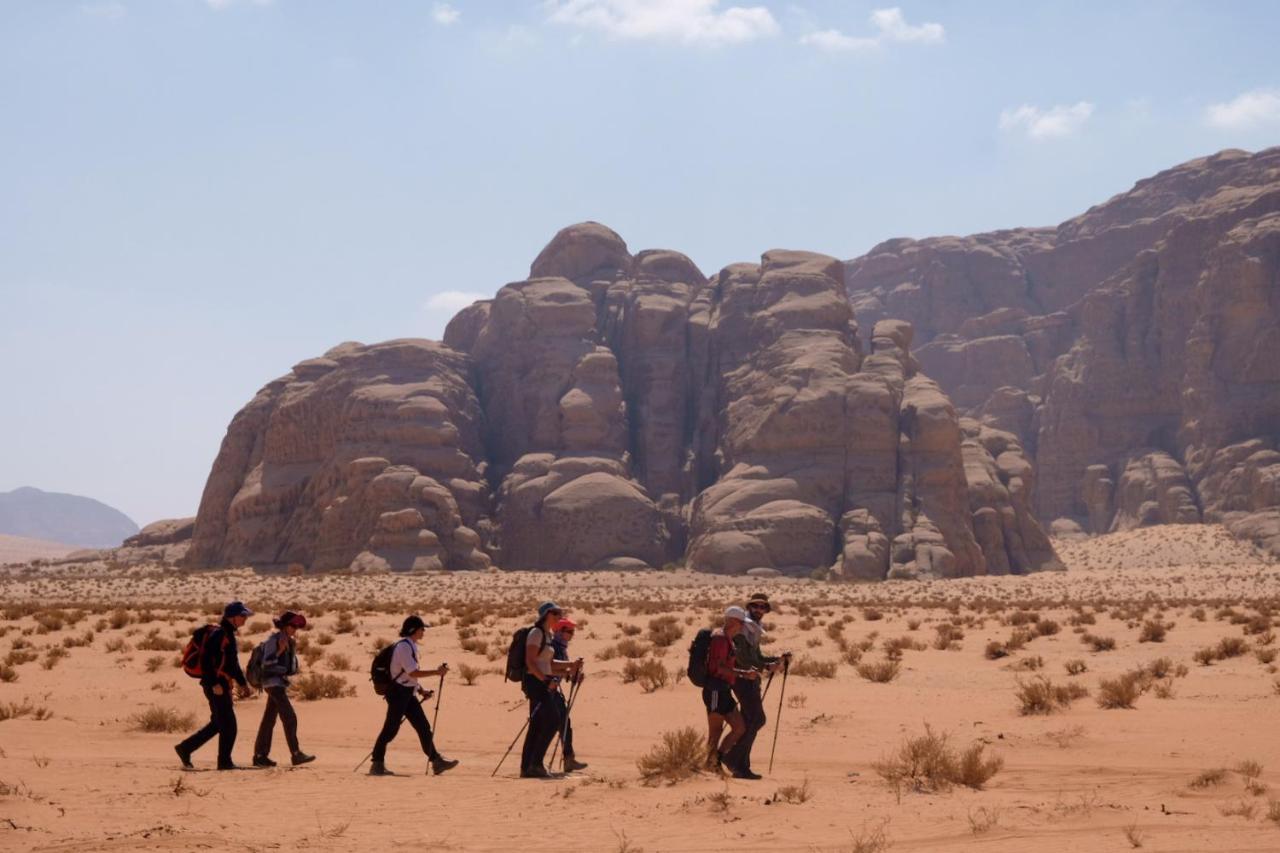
[291,752,316,766]
[430,757,459,776]
[368,761,392,776]
[732,766,763,781]
[174,745,193,769]
[563,756,588,772]
[520,764,550,779]
[216,761,241,771]
[252,755,277,768]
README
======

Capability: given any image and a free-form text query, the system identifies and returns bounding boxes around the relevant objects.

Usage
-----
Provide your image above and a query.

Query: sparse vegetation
[290,673,356,701]
[129,706,196,733]
[872,725,1002,795]
[855,658,901,683]
[622,658,670,692]
[636,726,706,784]
[790,656,838,679]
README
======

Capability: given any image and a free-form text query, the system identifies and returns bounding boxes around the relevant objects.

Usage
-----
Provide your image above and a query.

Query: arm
[262,634,288,677]
[223,633,248,689]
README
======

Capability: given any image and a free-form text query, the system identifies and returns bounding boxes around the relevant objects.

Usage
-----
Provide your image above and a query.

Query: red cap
[557,617,578,631]
[275,611,307,629]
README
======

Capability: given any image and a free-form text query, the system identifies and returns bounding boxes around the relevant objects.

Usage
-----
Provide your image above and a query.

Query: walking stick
[761,669,776,702]
[352,691,429,773]
[767,658,789,774]
[431,670,446,732]
[548,676,582,769]
[492,702,541,777]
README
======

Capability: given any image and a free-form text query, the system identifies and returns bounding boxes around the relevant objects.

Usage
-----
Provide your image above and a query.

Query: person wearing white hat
[702,605,759,774]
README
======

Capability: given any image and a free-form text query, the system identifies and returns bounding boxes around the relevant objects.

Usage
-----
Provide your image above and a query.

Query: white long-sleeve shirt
[390,638,420,689]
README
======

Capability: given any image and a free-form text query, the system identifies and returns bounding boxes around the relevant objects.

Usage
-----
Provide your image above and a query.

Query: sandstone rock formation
[187,223,1061,577]
[845,146,1280,554]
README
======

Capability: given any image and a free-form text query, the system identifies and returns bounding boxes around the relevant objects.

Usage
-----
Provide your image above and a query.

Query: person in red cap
[551,617,586,772]
[252,611,316,767]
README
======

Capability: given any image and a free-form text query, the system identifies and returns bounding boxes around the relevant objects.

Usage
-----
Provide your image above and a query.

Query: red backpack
[181,625,219,679]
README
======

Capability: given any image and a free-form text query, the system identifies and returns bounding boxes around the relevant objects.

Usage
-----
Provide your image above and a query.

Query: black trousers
[254,685,300,757]
[178,683,237,765]
[551,686,576,758]
[372,684,440,763]
[728,678,767,770]
[520,675,564,772]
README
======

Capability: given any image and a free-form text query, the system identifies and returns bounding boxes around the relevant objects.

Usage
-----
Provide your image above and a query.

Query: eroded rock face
[845,146,1280,555]
[187,222,1061,576]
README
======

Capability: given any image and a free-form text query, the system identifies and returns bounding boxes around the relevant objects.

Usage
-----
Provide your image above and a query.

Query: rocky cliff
[845,146,1280,554]
[187,224,1060,578]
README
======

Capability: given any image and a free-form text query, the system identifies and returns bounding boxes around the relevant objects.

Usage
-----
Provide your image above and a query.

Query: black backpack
[505,625,547,682]
[687,628,714,688]
[370,640,404,696]
[181,624,217,679]
[245,641,267,690]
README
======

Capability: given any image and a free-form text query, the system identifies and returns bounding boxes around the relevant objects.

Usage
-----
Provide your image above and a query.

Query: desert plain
[2,524,1280,853]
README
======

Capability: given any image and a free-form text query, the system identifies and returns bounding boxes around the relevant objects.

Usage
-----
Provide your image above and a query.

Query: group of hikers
[173,593,790,779]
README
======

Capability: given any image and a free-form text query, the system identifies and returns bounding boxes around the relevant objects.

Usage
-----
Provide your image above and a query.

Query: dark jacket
[551,635,569,662]
[732,630,779,672]
[200,618,247,689]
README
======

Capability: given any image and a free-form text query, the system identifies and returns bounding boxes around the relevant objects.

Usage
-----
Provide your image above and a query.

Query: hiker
[175,601,255,770]
[252,611,316,768]
[368,615,458,777]
[520,601,582,778]
[703,606,759,777]
[551,616,586,772]
[726,592,790,779]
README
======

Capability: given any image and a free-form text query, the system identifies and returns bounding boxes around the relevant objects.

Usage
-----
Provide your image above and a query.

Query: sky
[2,0,1279,528]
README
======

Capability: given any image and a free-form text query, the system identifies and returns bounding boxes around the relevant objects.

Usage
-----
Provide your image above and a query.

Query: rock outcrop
[845,146,1280,554]
[187,223,1062,577]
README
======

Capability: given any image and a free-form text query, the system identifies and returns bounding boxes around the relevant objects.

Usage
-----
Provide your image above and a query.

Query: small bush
[647,616,684,648]
[129,706,196,733]
[862,608,884,622]
[1082,634,1116,652]
[326,653,352,672]
[1216,636,1249,659]
[855,658,900,683]
[1189,768,1227,789]
[136,630,181,652]
[290,673,356,701]
[622,659,670,692]
[458,663,482,685]
[1015,676,1087,715]
[637,727,706,784]
[772,777,812,804]
[1266,799,1280,826]
[1138,621,1167,643]
[790,657,838,679]
[1064,659,1088,675]
[145,655,166,673]
[1035,619,1060,637]
[1256,648,1278,665]
[872,725,1002,794]
[0,664,15,683]
[933,624,963,650]
[333,612,357,634]
[0,699,53,721]
[1097,671,1146,709]
[984,641,1009,660]
[1193,646,1218,666]
[614,638,649,659]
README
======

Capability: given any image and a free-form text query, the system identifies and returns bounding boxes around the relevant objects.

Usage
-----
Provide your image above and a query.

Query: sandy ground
[2,524,1280,852]
[0,535,78,565]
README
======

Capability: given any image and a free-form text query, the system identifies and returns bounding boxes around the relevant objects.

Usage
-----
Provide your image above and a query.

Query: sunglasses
[561,629,575,635]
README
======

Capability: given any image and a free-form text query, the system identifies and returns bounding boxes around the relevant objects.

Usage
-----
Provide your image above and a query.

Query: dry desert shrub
[1015,676,1088,715]
[0,700,52,721]
[41,647,68,670]
[1219,799,1257,819]
[787,693,808,709]
[856,658,900,683]
[1097,670,1148,709]
[315,631,334,646]
[1153,679,1177,699]
[1189,768,1228,789]
[0,664,16,683]
[1257,648,1278,664]
[984,641,1010,660]
[129,706,195,733]
[1082,633,1117,652]
[290,673,356,701]
[333,612,357,634]
[872,725,1002,795]
[1035,619,1060,636]
[458,663,482,685]
[842,820,891,853]
[1236,760,1264,780]
[62,630,94,648]
[791,657,838,678]
[1138,620,1168,643]
[1266,799,1280,826]
[646,616,683,648]
[1123,823,1145,848]
[933,623,963,650]
[636,726,706,785]
[622,658,670,692]
[1193,646,1218,666]
[619,623,643,637]
[967,805,1001,835]
[144,655,166,673]
[862,608,884,622]
[1216,636,1249,659]
[611,638,650,659]
[326,653,352,672]
[771,777,812,804]
[883,636,925,659]
[1064,658,1088,675]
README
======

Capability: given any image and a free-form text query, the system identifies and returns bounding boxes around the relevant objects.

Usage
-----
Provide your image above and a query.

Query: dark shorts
[702,681,737,715]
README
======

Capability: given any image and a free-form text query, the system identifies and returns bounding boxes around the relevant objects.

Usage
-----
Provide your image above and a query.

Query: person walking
[727,593,789,779]
[703,606,758,775]
[175,601,254,770]
[551,617,586,772]
[520,602,582,778]
[368,615,458,777]
[252,611,316,768]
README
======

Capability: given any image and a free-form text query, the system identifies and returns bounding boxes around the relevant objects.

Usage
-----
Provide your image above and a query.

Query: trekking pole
[767,658,790,774]
[431,669,446,732]
[352,692,430,773]
[761,669,776,702]
[548,676,582,769]
[491,702,541,777]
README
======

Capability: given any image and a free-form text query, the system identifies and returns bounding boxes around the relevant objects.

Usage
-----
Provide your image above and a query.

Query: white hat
[724,605,749,622]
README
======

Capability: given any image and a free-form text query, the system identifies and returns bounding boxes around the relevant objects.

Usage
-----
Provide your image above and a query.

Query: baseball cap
[724,605,749,622]
[274,611,307,629]
[537,601,563,620]
[224,601,253,619]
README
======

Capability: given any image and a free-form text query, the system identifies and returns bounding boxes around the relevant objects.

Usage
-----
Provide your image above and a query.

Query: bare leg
[717,711,747,762]
[706,713,725,767]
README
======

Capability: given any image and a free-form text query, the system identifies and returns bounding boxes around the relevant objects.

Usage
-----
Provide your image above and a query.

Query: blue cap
[224,601,253,619]
[537,601,562,620]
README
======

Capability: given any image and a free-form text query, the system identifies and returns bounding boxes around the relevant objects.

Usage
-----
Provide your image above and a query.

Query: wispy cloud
[432,2,460,26]
[545,0,779,47]
[425,290,488,317]
[1205,88,1280,130]
[800,7,943,53]
[80,2,127,19]
[999,101,1094,140]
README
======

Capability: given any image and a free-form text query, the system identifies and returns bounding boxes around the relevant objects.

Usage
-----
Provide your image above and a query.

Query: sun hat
[724,605,749,622]
[274,611,307,630]
[537,601,563,620]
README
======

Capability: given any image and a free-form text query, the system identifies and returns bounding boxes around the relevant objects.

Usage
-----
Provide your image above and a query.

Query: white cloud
[800,6,943,52]
[545,0,779,47]
[1205,89,1280,130]
[999,101,1095,140]
[425,290,488,317]
[432,2,460,25]
[80,2,127,18]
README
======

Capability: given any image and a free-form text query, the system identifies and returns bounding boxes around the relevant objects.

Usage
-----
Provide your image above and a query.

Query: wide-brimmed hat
[724,605,749,622]
[746,593,771,612]
[537,601,563,620]
[274,611,307,630]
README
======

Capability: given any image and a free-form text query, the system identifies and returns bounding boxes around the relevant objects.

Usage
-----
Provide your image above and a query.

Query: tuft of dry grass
[1064,658,1088,675]
[1082,633,1117,652]
[772,777,812,804]
[967,806,1001,835]
[1138,620,1168,643]
[290,673,356,701]
[1015,676,1087,715]
[636,727,706,785]
[855,658,901,683]
[1218,799,1257,819]
[1189,768,1228,789]
[1097,671,1147,709]
[1266,799,1280,826]
[622,659,670,692]
[790,657,838,679]
[1123,823,1145,848]
[646,616,684,648]
[872,725,1002,795]
[129,706,196,733]
[457,663,482,685]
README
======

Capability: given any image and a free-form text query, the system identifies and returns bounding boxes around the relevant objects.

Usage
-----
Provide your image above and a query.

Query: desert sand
[0,535,78,566]
[2,524,1279,852]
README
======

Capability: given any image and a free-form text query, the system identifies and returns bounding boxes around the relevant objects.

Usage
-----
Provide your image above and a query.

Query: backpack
[686,628,714,688]
[245,641,266,690]
[370,640,404,696]
[181,625,217,679]
[505,624,547,682]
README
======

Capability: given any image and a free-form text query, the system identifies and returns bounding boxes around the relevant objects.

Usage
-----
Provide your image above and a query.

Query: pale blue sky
[2,0,1278,528]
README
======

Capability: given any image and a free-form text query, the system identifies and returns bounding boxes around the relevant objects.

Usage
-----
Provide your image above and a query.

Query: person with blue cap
[175,601,255,770]
[519,601,582,778]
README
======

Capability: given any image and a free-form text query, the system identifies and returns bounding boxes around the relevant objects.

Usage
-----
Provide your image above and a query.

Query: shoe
[563,756,588,772]
[174,745,193,769]
[520,765,550,779]
[430,757,459,775]
[216,761,240,771]
[368,761,392,776]
[252,755,276,768]
[732,767,763,780]
[291,752,316,766]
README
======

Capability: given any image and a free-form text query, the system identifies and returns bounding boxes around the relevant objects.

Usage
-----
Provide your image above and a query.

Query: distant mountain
[0,487,139,548]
